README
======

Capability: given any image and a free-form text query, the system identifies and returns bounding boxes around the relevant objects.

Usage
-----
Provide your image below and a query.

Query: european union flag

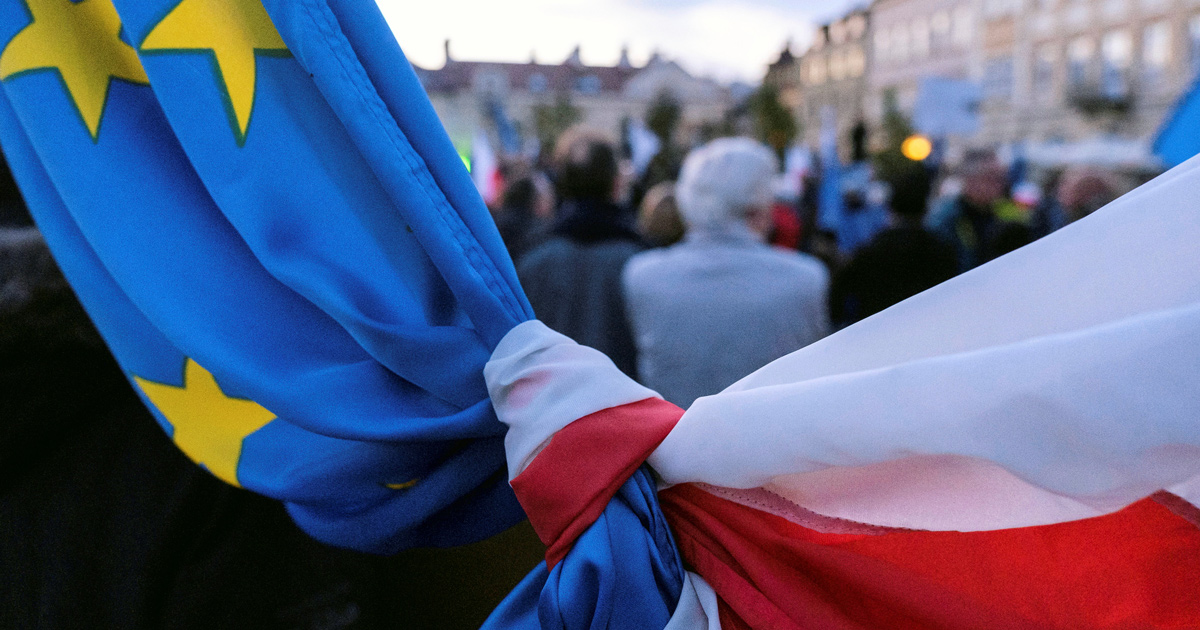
[1155,74,1200,168]
[0,0,533,553]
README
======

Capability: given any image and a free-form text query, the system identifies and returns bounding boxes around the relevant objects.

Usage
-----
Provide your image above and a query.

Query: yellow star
[134,358,275,487]
[0,0,148,140]
[140,0,286,143]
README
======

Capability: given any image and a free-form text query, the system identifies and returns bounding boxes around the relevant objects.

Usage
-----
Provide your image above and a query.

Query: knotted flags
[4,1,1200,628]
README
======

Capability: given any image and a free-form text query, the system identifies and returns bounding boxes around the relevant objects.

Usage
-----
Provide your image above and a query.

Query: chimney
[565,44,583,67]
[618,45,632,69]
[444,39,453,65]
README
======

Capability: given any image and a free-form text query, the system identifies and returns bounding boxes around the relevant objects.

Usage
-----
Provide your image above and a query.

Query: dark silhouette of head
[552,127,618,203]
[887,163,933,220]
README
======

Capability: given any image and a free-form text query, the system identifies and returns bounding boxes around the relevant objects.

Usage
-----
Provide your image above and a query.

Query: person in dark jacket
[492,170,554,265]
[925,153,1030,271]
[516,127,643,377]
[830,164,958,329]
[0,228,543,630]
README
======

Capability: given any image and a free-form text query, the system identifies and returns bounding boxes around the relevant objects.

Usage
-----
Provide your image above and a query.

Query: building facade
[867,0,984,142]
[764,44,802,114]
[796,9,873,154]
[414,42,730,158]
[862,0,1200,162]
[978,0,1200,153]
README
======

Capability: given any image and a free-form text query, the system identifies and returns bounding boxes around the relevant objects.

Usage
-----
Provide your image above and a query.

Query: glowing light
[901,135,933,161]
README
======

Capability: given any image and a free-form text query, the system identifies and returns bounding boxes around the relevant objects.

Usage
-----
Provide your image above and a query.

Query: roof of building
[413,45,645,94]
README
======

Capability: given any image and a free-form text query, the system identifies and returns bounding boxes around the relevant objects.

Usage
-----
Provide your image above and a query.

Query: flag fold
[0,0,530,552]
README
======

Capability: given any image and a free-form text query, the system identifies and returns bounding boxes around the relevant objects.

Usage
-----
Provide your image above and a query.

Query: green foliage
[873,99,918,185]
[747,84,798,163]
[645,91,682,143]
[696,116,737,144]
[533,94,581,155]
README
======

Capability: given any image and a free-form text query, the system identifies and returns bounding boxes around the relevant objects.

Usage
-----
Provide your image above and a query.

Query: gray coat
[518,235,642,378]
[623,225,829,408]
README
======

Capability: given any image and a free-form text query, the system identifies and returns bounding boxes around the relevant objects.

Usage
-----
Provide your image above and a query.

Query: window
[984,56,1015,101]
[831,21,847,45]
[1102,0,1129,20]
[912,18,931,59]
[829,50,846,81]
[892,24,911,61]
[1033,45,1058,103]
[1065,2,1090,29]
[476,71,508,95]
[1142,21,1171,90]
[575,75,601,94]
[1101,29,1132,98]
[874,29,890,64]
[846,45,866,78]
[1191,15,1200,74]
[807,57,827,85]
[952,6,975,48]
[847,15,867,39]
[984,0,1018,17]
[1068,36,1094,88]
[528,73,548,93]
[931,11,952,49]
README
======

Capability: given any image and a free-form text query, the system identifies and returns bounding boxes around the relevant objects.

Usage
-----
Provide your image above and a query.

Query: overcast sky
[377,0,861,84]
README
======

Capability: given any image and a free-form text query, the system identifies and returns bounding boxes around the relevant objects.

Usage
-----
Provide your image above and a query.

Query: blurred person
[926,152,1029,271]
[817,156,888,260]
[623,138,829,408]
[835,162,890,256]
[829,164,958,328]
[769,199,802,250]
[0,228,380,629]
[796,166,822,254]
[517,127,643,377]
[492,170,553,264]
[768,176,802,250]
[637,181,685,248]
[1057,167,1120,224]
[0,228,546,630]
[1011,180,1043,212]
[1030,168,1068,238]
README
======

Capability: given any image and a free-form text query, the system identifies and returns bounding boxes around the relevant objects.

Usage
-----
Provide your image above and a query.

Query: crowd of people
[490,126,1127,408]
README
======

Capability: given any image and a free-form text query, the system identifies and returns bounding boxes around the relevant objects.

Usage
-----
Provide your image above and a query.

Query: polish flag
[486,155,1200,628]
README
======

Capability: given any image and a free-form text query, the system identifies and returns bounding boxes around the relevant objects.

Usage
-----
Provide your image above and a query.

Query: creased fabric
[0,0,529,552]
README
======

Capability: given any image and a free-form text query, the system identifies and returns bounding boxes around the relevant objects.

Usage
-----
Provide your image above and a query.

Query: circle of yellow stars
[0,0,287,142]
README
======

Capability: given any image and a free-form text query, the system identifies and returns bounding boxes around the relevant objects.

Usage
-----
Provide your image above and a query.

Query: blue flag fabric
[1154,74,1200,168]
[0,0,533,552]
[481,469,685,630]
